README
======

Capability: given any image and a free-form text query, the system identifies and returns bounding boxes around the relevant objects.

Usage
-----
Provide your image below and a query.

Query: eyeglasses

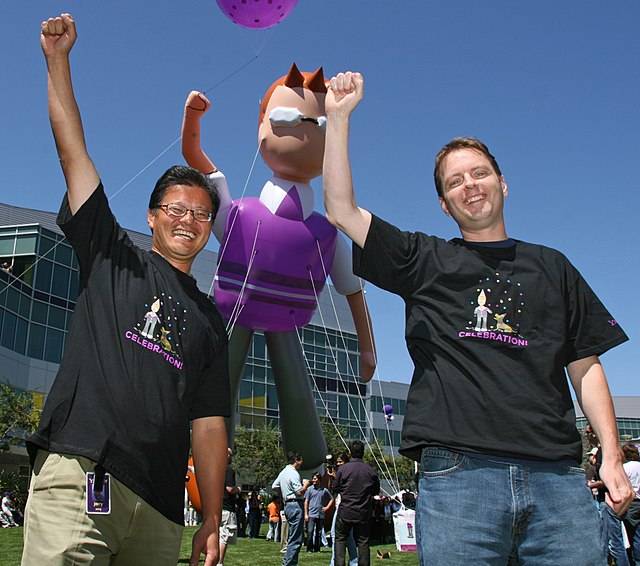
[269,106,327,133]
[157,203,212,223]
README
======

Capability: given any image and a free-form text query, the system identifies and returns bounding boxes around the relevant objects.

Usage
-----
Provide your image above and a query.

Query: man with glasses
[23,14,231,566]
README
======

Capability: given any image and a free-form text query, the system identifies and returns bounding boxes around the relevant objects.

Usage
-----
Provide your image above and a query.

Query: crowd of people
[269,442,382,566]
[586,429,640,565]
[202,441,415,566]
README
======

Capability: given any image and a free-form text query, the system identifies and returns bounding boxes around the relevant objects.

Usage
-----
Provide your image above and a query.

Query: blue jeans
[624,500,640,563]
[283,501,304,566]
[603,504,630,566]
[267,519,280,542]
[416,448,606,565]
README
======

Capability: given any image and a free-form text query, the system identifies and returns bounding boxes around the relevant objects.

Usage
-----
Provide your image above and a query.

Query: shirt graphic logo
[141,299,161,339]
[123,293,188,369]
[458,273,528,348]
[473,289,491,331]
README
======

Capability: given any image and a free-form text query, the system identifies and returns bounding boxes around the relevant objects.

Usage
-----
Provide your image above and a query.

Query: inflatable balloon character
[383,404,394,423]
[182,64,376,469]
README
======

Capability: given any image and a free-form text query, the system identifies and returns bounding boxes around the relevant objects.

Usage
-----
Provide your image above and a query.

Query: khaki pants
[22,450,183,566]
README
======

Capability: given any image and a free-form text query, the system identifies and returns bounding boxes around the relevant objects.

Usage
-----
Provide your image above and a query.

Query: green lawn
[1,525,418,565]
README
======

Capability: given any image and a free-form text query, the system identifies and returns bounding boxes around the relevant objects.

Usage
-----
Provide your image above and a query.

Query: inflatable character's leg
[266,331,327,469]
[226,325,254,448]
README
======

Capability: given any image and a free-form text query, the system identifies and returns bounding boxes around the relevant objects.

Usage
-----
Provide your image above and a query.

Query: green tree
[320,416,350,459]
[365,441,417,493]
[233,423,286,490]
[0,383,39,453]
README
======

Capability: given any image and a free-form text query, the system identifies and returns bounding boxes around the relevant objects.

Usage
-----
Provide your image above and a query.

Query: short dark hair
[148,165,220,216]
[287,451,302,465]
[433,137,502,198]
[349,440,365,459]
[336,452,350,464]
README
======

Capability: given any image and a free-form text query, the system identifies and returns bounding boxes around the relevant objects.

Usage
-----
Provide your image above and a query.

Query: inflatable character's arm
[331,237,377,383]
[190,415,228,566]
[41,13,100,214]
[347,291,377,383]
[182,91,232,241]
[182,91,217,174]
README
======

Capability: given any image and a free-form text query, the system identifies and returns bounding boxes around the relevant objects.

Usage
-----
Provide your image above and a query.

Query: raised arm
[41,14,99,214]
[323,72,372,249]
[568,355,634,515]
[296,478,311,498]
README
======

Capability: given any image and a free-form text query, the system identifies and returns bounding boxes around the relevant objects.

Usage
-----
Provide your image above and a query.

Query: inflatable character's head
[258,63,328,183]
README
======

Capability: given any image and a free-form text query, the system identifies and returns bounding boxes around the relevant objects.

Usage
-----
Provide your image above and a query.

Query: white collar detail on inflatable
[260,177,314,220]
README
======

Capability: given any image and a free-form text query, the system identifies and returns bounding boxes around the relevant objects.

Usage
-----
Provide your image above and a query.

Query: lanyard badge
[86,470,111,514]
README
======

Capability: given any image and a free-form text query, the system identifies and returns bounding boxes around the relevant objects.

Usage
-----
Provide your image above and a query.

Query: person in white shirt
[1,492,18,527]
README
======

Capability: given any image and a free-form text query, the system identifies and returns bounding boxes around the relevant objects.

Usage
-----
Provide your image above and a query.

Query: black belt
[286,498,303,502]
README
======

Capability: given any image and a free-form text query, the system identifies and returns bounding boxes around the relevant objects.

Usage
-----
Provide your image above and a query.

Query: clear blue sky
[3,1,638,395]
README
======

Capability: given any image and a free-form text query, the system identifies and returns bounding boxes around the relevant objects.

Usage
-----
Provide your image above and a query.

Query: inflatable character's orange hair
[258,63,328,126]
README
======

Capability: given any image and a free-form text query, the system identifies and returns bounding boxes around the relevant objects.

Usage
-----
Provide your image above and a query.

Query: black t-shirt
[354,215,628,463]
[223,465,237,512]
[27,185,231,524]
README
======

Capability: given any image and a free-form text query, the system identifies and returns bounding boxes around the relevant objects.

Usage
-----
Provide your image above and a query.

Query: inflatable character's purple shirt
[214,186,337,332]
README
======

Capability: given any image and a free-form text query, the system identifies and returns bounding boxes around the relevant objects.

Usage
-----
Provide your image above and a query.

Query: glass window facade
[372,428,402,448]
[371,395,407,416]
[0,225,77,364]
[577,416,640,441]
[235,324,368,438]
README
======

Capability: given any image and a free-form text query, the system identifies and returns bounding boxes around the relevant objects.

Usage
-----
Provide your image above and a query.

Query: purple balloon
[215,0,299,30]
